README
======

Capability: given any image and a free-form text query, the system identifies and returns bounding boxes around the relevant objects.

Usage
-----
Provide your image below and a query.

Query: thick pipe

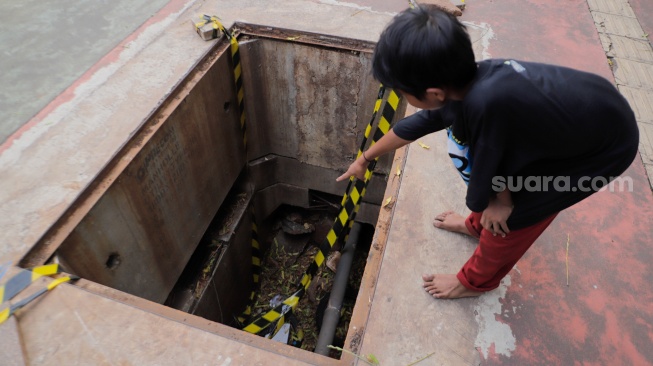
[314,222,362,355]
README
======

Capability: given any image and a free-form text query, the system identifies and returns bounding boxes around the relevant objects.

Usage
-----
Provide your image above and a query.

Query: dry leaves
[383,196,394,209]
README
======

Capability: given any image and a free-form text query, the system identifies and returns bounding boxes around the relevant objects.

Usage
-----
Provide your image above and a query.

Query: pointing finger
[336,172,350,182]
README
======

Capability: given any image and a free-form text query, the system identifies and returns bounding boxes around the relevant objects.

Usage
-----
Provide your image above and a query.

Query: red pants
[457,212,558,292]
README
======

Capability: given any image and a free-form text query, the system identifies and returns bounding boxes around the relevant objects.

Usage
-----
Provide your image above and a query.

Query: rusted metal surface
[248,154,389,208]
[15,274,331,365]
[343,142,409,365]
[18,39,234,269]
[235,23,377,53]
[50,46,245,303]
[163,185,254,323]
[192,211,253,324]
[239,38,401,173]
[71,278,338,365]
[254,183,311,221]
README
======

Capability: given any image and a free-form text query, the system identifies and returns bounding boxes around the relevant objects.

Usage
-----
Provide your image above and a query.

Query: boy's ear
[425,88,447,102]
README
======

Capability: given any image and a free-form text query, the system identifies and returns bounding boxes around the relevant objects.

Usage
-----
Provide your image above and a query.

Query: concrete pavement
[0,0,169,143]
[589,0,653,189]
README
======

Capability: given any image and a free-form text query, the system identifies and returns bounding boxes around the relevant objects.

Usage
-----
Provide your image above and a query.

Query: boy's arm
[336,129,411,182]
[337,108,448,182]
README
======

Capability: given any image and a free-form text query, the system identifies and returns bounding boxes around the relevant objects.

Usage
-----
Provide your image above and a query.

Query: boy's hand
[336,158,369,182]
[480,191,513,237]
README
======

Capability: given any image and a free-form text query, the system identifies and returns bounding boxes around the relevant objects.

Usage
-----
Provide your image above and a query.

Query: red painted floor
[458,1,653,364]
[462,0,613,80]
[489,161,653,365]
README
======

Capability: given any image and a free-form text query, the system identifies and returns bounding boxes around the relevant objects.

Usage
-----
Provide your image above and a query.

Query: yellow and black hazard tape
[0,264,61,304]
[340,87,400,240]
[202,15,248,148]
[194,15,222,40]
[204,12,403,337]
[243,288,301,335]
[242,155,377,335]
[242,88,402,336]
[341,85,386,208]
[207,18,263,326]
[237,207,262,324]
[0,275,78,325]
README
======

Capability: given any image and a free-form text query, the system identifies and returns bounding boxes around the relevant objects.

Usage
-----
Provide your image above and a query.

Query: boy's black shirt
[393,59,639,229]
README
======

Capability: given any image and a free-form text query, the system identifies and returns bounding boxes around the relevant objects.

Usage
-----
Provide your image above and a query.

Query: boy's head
[372,6,476,101]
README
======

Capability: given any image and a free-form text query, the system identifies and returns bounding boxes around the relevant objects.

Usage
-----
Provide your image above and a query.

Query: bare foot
[433,211,472,236]
[422,274,482,299]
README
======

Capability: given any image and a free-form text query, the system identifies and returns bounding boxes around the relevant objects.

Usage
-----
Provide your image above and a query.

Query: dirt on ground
[248,205,368,356]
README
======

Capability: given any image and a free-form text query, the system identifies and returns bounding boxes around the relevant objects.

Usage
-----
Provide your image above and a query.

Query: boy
[336,7,639,299]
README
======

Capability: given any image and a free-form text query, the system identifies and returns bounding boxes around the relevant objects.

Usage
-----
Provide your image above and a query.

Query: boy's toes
[434,211,454,222]
[422,274,435,282]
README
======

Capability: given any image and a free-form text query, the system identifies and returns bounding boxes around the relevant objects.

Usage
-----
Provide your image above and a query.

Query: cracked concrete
[589,0,653,189]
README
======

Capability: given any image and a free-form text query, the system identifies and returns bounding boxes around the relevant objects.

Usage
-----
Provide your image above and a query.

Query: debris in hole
[274,231,311,253]
[250,205,370,355]
[218,192,248,236]
[281,214,315,235]
[271,322,292,343]
[195,244,222,299]
[163,185,247,319]
[105,253,121,270]
[269,294,284,308]
[326,251,342,272]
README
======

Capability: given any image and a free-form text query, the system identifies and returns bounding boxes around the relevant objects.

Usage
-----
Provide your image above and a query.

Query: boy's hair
[372,6,477,99]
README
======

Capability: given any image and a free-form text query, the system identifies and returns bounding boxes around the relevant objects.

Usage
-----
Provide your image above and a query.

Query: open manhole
[20,24,406,362]
[165,192,376,356]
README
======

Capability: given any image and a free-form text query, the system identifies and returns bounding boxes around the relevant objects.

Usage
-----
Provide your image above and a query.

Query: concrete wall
[241,38,395,174]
